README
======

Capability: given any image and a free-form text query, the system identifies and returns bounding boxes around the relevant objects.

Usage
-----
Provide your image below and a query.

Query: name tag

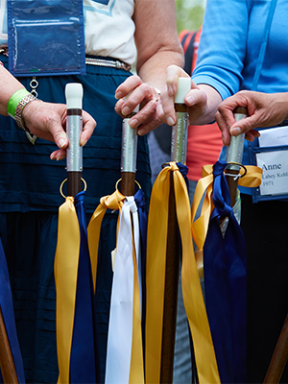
[256,150,288,196]
[259,126,288,147]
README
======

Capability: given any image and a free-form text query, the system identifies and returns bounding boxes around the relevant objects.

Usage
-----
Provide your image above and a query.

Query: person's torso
[242,0,288,93]
[0,0,137,65]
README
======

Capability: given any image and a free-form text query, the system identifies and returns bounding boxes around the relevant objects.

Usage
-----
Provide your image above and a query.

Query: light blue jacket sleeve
[192,0,249,100]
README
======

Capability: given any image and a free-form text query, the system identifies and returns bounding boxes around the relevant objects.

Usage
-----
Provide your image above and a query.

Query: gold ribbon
[129,224,145,384]
[87,189,125,290]
[87,190,144,383]
[55,197,80,384]
[191,164,263,255]
[145,162,220,384]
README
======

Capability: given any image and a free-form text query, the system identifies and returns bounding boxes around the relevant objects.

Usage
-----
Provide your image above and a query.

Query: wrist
[7,89,38,133]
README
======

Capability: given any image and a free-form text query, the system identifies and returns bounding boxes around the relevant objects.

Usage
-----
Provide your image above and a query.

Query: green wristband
[7,88,31,118]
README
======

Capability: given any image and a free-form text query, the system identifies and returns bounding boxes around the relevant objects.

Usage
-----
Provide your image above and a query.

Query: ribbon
[87,189,125,291]
[134,189,148,357]
[202,161,249,383]
[55,192,101,384]
[145,161,220,384]
[191,162,263,253]
[0,239,25,384]
[88,189,144,384]
[55,196,80,384]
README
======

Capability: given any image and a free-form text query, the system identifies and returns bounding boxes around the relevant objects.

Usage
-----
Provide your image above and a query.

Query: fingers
[166,65,190,96]
[50,148,66,161]
[115,83,156,118]
[158,90,177,126]
[115,75,142,99]
[130,98,159,130]
[215,110,231,146]
[80,111,96,146]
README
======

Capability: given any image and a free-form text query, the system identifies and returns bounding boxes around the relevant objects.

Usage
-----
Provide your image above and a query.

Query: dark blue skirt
[0,56,151,383]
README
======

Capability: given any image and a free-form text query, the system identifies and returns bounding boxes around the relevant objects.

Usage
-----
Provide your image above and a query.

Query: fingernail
[167,117,175,126]
[231,127,241,135]
[138,128,145,136]
[186,95,195,105]
[115,91,123,99]
[129,119,138,128]
[50,153,55,160]
[122,106,130,116]
[168,86,174,96]
[59,138,66,148]
[80,138,87,147]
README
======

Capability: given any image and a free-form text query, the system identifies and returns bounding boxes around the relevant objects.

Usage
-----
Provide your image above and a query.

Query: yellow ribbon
[87,189,125,291]
[191,164,263,254]
[145,162,220,384]
[87,189,144,384]
[54,197,80,384]
[129,224,145,384]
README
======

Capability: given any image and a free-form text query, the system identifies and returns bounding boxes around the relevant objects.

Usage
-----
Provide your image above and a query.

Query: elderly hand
[22,100,96,161]
[114,75,162,136]
[156,65,220,128]
[215,90,288,146]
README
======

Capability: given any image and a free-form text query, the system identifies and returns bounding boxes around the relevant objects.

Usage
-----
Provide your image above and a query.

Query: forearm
[137,49,184,92]
[0,65,25,116]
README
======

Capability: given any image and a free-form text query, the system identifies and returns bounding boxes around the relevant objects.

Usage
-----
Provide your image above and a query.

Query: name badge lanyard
[247,0,278,202]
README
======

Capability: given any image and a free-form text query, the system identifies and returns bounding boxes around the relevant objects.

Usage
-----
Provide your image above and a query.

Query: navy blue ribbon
[134,189,148,363]
[204,161,246,383]
[0,239,25,384]
[70,191,100,384]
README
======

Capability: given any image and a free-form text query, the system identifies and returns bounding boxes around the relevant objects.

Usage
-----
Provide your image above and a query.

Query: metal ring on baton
[59,178,87,199]
[225,161,247,178]
[115,178,141,192]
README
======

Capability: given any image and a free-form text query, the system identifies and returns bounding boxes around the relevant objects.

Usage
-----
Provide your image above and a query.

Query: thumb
[230,114,259,136]
[49,123,68,149]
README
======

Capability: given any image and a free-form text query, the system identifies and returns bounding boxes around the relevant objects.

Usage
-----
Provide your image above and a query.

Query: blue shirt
[192,0,288,194]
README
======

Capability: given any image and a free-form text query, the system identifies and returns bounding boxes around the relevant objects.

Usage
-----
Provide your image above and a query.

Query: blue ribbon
[70,191,100,384]
[0,239,25,384]
[134,189,148,361]
[204,161,246,383]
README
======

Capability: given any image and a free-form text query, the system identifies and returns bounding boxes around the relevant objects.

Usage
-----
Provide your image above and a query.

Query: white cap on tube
[65,83,83,109]
[174,77,191,104]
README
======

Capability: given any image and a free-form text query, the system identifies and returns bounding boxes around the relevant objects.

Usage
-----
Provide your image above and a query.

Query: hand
[215,90,288,146]
[156,65,209,126]
[22,100,96,160]
[114,75,162,136]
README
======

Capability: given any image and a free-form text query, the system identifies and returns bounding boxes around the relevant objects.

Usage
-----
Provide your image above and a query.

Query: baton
[225,107,247,206]
[120,98,139,196]
[160,77,190,384]
[65,83,84,197]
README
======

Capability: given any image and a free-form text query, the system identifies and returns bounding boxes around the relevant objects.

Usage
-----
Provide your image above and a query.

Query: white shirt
[0,0,137,65]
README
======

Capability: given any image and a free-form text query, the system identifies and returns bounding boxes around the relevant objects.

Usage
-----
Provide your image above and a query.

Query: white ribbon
[105,196,142,384]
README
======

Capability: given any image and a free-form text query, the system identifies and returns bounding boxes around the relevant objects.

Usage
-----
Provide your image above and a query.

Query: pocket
[7,0,85,77]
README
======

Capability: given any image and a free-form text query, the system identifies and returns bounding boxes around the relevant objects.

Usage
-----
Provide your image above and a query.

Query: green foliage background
[175,0,206,34]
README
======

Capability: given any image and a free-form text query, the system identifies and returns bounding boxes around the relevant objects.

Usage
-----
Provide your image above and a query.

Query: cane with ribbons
[145,77,220,384]
[191,107,262,383]
[55,83,100,384]
[87,97,147,384]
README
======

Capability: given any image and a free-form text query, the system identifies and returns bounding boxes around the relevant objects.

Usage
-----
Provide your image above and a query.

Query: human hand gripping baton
[120,97,139,196]
[225,107,247,207]
[160,77,190,384]
[65,83,84,197]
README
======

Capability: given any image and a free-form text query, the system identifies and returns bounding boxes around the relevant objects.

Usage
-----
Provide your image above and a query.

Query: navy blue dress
[0,55,151,383]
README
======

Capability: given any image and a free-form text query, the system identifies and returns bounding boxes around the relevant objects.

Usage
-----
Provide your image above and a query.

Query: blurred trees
[175,0,206,33]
